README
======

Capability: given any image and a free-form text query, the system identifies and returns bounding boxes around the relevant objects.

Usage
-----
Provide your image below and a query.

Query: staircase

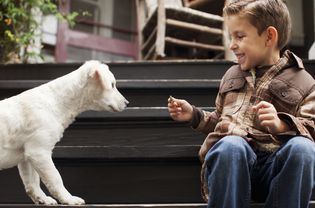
[0,60,314,207]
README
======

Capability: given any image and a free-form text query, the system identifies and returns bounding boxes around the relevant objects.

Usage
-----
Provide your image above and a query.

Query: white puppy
[0,60,128,205]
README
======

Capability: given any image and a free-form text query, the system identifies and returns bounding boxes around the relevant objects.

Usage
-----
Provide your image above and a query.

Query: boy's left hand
[252,101,290,134]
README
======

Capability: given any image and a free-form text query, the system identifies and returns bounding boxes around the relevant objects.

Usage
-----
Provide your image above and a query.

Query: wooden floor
[0,60,314,207]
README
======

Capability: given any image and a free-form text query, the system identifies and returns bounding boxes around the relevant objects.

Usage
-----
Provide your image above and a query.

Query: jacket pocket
[220,77,246,114]
[269,79,303,112]
[220,77,246,94]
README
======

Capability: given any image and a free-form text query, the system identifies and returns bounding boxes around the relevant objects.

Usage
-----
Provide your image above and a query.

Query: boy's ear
[265,26,278,47]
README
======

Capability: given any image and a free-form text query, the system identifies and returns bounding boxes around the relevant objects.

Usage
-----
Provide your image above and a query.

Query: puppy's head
[84,60,129,112]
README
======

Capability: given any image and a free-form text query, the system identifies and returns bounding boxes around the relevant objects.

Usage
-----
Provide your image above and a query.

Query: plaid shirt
[193,50,315,160]
[195,50,315,202]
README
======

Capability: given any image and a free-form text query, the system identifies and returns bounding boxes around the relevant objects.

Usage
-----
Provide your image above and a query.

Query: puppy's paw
[34,196,58,205]
[63,196,85,205]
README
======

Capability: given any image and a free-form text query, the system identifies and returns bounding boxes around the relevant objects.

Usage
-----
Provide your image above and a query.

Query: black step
[1,60,314,80]
[1,202,315,208]
[0,160,203,203]
[0,79,219,107]
[0,60,314,107]
[1,60,314,82]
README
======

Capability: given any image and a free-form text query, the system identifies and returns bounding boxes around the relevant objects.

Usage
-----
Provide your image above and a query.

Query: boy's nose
[229,40,237,50]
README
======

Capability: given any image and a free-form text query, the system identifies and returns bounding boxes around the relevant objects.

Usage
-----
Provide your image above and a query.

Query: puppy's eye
[112,83,115,89]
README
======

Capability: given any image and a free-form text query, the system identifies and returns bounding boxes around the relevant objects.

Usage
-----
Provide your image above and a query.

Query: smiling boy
[168,0,315,207]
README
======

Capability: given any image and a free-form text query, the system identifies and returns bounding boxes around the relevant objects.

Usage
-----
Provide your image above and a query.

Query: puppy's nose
[125,100,129,107]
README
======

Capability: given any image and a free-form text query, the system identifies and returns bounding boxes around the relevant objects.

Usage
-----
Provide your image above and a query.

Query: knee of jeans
[284,136,315,161]
[205,135,247,162]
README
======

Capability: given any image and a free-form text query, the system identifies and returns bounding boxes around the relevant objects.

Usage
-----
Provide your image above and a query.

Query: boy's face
[226,15,271,71]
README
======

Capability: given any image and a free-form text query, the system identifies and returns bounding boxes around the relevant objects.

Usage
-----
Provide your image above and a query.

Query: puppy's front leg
[26,150,85,205]
[18,160,57,205]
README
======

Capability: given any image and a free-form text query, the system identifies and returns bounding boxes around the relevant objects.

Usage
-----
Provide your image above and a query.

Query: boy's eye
[236,33,245,40]
[236,35,244,40]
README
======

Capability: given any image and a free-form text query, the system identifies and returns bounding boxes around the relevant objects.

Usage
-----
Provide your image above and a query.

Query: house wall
[41,0,314,62]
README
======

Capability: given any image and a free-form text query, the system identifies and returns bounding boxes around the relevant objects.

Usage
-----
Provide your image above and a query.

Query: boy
[167,0,315,207]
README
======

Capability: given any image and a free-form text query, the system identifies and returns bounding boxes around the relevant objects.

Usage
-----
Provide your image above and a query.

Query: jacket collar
[283,50,304,70]
[240,50,305,78]
[227,50,305,82]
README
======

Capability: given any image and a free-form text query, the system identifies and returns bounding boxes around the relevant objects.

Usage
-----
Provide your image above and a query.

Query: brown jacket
[193,50,315,201]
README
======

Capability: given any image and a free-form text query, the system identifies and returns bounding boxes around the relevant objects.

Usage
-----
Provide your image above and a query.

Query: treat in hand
[168,95,175,103]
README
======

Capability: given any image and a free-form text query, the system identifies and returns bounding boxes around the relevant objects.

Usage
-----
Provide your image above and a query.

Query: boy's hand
[167,96,193,122]
[252,101,289,134]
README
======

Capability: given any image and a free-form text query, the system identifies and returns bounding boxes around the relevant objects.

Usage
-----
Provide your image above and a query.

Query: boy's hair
[223,0,292,50]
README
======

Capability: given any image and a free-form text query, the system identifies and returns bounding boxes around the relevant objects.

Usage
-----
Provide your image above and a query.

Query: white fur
[0,60,128,205]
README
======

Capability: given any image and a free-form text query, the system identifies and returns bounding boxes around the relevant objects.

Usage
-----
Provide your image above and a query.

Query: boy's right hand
[167,96,193,122]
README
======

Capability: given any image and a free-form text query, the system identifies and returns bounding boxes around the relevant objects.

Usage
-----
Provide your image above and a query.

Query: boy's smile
[226,15,278,71]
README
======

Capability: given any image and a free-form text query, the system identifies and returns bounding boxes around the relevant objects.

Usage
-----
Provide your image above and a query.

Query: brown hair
[223,0,292,50]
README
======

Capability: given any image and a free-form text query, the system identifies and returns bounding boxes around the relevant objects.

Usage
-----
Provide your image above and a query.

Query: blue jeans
[204,135,315,208]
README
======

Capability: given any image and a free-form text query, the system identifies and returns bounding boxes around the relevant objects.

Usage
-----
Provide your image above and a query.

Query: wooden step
[2,156,315,204]
[0,60,314,107]
[0,204,208,208]
[1,202,315,208]
[0,79,220,107]
[0,160,203,203]
[0,61,232,80]
[1,60,314,80]
[56,107,214,160]
[0,204,206,208]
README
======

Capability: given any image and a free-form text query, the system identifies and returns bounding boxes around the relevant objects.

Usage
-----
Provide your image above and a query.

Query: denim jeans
[204,135,315,208]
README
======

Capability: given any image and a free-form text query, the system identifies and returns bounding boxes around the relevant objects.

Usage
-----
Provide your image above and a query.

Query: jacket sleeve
[189,66,241,134]
[278,89,315,141]
[190,92,223,134]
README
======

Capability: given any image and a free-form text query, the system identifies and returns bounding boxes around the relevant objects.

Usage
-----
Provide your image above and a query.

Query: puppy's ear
[88,68,105,89]
[89,68,101,80]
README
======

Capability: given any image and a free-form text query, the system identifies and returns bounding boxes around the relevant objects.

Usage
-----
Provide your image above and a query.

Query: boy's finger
[252,101,270,111]
[258,113,274,121]
[168,102,174,109]
[173,101,180,107]
[168,102,178,109]
[256,108,271,115]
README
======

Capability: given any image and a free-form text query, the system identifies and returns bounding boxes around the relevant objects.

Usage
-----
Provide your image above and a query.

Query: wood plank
[141,27,157,53]
[1,61,314,80]
[67,30,137,58]
[0,160,203,203]
[166,19,223,35]
[143,44,157,60]
[52,146,201,160]
[0,79,220,89]
[184,0,212,9]
[76,107,214,120]
[0,61,232,80]
[165,37,225,51]
[0,204,207,208]
[165,7,223,24]
[0,86,219,107]
[1,202,315,207]
[156,0,166,57]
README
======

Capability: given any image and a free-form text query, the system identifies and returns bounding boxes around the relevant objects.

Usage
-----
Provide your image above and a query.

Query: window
[48,0,138,62]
